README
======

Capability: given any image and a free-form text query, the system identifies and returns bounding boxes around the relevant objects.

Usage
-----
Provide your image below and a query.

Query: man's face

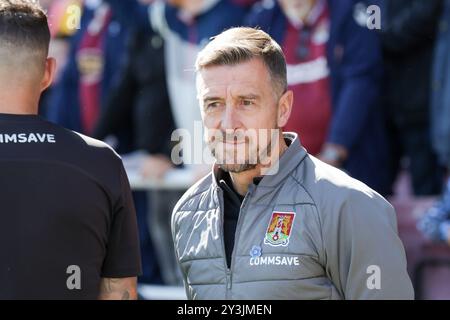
[197,59,282,173]
[278,0,317,22]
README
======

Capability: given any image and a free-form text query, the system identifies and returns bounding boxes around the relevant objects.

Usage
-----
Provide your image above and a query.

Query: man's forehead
[197,59,271,96]
[199,81,261,97]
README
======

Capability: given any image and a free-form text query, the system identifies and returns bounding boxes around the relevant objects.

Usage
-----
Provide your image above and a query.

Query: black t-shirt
[0,114,141,299]
[219,173,244,268]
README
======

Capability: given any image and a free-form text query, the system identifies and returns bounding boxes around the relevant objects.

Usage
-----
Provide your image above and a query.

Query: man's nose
[220,104,240,130]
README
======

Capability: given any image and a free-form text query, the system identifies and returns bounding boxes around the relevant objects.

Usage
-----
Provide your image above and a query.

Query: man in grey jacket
[171,27,414,300]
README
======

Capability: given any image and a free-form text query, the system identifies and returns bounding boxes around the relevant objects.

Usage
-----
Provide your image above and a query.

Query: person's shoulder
[47,121,122,169]
[71,131,120,159]
[171,172,215,232]
[295,154,391,214]
[39,118,112,149]
[173,172,214,213]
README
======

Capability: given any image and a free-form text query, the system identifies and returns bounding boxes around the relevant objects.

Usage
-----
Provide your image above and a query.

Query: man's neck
[0,92,39,115]
[229,135,289,196]
[0,107,38,115]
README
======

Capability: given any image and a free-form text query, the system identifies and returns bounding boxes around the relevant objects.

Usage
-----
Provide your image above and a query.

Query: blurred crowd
[37,0,450,285]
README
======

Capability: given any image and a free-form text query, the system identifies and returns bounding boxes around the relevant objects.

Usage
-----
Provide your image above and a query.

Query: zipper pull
[226,270,232,290]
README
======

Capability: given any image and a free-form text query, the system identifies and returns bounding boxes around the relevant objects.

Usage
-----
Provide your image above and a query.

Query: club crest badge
[264,211,296,247]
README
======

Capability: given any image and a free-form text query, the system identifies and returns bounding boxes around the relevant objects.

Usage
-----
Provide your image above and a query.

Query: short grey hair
[196,27,288,98]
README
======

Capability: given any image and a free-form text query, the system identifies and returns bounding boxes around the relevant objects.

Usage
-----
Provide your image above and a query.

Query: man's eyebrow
[202,94,260,103]
[237,94,260,100]
[203,96,223,103]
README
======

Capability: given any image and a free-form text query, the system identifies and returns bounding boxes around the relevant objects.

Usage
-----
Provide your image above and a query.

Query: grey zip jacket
[171,133,414,300]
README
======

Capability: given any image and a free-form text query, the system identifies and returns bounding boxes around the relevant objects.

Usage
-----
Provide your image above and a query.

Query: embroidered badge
[264,211,296,247]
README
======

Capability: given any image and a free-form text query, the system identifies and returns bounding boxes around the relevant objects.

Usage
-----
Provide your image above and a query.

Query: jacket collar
[211,132,308,190]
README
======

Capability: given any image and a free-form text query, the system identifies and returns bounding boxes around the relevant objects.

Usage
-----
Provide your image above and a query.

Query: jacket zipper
[220,184,255,298]
[217,188,232,298]
[218,183,256,298]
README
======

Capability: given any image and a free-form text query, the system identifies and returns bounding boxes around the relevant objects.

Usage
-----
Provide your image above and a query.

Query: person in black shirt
[0,0,141,299]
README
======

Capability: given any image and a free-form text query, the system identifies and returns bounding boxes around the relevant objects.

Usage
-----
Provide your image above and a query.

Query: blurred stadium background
[36,0,450,299]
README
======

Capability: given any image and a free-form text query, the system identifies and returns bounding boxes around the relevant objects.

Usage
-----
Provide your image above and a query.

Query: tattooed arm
[98,277,138,300]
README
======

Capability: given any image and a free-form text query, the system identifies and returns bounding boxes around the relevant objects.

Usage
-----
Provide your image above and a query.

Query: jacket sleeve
[171,202,193,300]
[327,7,382,150]
[322,189,414,299]
[381,0,442,54]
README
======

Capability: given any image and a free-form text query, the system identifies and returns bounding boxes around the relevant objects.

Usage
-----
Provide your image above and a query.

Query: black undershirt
[219,173,262,268]
[219,173,244,268]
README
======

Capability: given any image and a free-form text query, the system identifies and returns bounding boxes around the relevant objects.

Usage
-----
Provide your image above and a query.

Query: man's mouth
[214,140,247,146]
[223,141,246,145]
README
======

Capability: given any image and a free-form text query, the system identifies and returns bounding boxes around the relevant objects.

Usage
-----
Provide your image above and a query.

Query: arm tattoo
[99,277,137,300]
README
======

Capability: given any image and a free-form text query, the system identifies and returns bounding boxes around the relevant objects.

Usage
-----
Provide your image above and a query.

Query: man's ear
[277,90,293,128]
[41,57,56,92]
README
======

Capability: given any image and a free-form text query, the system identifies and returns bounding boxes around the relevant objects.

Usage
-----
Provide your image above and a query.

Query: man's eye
[242,100,254,106]
[207,102,220,109]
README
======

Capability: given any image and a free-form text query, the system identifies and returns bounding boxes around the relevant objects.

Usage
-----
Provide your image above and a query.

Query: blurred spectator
[380,0,444,196]
[96,0,175,171]
[39,0,81,116]
[47,0,132,152]
[432,0,450,174]
[418,0,450,245]
[93,0,180,284]
[246,0,390,195]
[150,0,251,171]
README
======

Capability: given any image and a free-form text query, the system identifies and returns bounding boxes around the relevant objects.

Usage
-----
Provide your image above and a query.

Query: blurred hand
[140,154,174,180]
[318,143,348,168]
